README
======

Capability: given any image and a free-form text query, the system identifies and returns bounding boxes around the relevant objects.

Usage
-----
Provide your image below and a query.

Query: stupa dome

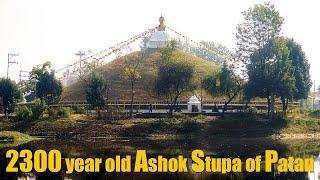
[146,31,172,48]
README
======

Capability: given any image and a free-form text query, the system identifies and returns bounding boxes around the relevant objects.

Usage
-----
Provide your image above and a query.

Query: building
[146,16,172,49]
[187,95,202,112]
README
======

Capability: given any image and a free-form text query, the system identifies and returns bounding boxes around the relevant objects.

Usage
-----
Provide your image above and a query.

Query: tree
[29,62,62,104]
[156,43,194,116]
[122,53,143,118]
[203,63,242,111]
[273,39,296,115]
[23,61,52,102]
[0,78,22,117]
[202,72,219,100]
[236,3,285,119]
[35,71,63,104]
[236,2,284,73]
[86,71,109,118]
[276,38,312,114]
[219,63,243,105]
[30,61,51,80]
[246,37,295,119]
[286,39,312,100]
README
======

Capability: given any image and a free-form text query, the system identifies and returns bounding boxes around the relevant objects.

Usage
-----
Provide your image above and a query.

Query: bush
[310,110,320,118]
[57,107,72,118]
[105,106,126,120]
[178,119,199,134]
[48,107,57,119]
[48,107,72,119]
[15,106,33,121]
[74,106,86,114]
[31,99,47,120]
[172,112,191,121]
[247,106,258,114]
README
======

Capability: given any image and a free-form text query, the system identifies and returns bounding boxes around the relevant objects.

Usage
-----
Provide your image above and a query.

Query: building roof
[188,95,201,104]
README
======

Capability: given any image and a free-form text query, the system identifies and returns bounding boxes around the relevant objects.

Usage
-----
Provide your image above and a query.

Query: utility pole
[7,53,19,79]
[19,69,29,84]
[200,77,203,113]
[313,80,316,110]
[75,50,86,77]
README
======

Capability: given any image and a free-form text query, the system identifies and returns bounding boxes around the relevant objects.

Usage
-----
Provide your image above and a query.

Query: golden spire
[158,15,166,31]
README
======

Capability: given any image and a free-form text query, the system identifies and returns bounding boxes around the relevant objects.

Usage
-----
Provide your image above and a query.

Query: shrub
[247,106,258,114]
[310,110,320,118]
[48,107,72,119]
[74,106,86,114]
[178,119,199,134]
[106,106,126,120]
[31,99,47,120]
[48,107,58,119]
[57,107,72,118]
[172,112,191,121]
[15,106,33,121]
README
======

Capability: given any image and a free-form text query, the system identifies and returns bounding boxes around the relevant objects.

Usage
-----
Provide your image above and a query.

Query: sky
[0,0,320,89]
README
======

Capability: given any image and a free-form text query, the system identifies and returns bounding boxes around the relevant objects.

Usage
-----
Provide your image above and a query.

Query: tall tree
[29,62,62,104]
[30,61,52,80]
[278,38,312,114]
[286,39,312,100]
[23,61,52,102]
[219,63,243,105]
[236,2,284,74]
[35,71,63,104]
[203,63,242,108]
[86,71,109,118]
[0,78,22,117]
[156,42,194,116]
[236,3,285,119]
[122,53,143,118]
[246,37,294,119]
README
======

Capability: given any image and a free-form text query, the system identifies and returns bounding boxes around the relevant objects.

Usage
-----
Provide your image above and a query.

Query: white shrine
[187,95,201,112]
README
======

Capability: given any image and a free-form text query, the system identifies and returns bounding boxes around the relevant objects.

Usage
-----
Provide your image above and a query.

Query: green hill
[62,50,219,102]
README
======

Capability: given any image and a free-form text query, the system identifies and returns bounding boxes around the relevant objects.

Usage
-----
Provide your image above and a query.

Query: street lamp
[7,53,19,79]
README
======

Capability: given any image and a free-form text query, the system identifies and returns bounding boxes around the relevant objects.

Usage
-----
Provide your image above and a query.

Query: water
[0,137,319,180]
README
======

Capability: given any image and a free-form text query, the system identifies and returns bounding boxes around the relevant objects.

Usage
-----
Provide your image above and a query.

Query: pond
[0,137,319,180]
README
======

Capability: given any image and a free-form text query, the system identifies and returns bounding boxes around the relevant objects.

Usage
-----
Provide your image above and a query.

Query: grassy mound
[62,50,219,102]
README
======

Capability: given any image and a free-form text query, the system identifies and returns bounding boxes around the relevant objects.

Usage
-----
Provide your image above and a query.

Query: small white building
[187,95,201,112]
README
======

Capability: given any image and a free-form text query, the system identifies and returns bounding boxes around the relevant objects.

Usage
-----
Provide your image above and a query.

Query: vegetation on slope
[62,50,219,102]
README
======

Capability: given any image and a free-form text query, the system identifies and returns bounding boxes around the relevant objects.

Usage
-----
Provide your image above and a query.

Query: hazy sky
[0,0,319,88]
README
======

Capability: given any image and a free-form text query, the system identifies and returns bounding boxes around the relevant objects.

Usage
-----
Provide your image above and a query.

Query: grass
[28,114,91,133]
[0,131,38,148]
[281,111,320,133]
[2,110,320,140]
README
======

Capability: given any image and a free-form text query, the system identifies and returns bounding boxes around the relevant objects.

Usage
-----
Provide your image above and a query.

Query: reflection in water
[1,137,319,180]
[308,154,320,180]
[17,173,36,180]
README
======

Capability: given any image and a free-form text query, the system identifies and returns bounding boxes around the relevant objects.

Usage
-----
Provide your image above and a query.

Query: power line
[55,27,156,73]
[17,25,231,87]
